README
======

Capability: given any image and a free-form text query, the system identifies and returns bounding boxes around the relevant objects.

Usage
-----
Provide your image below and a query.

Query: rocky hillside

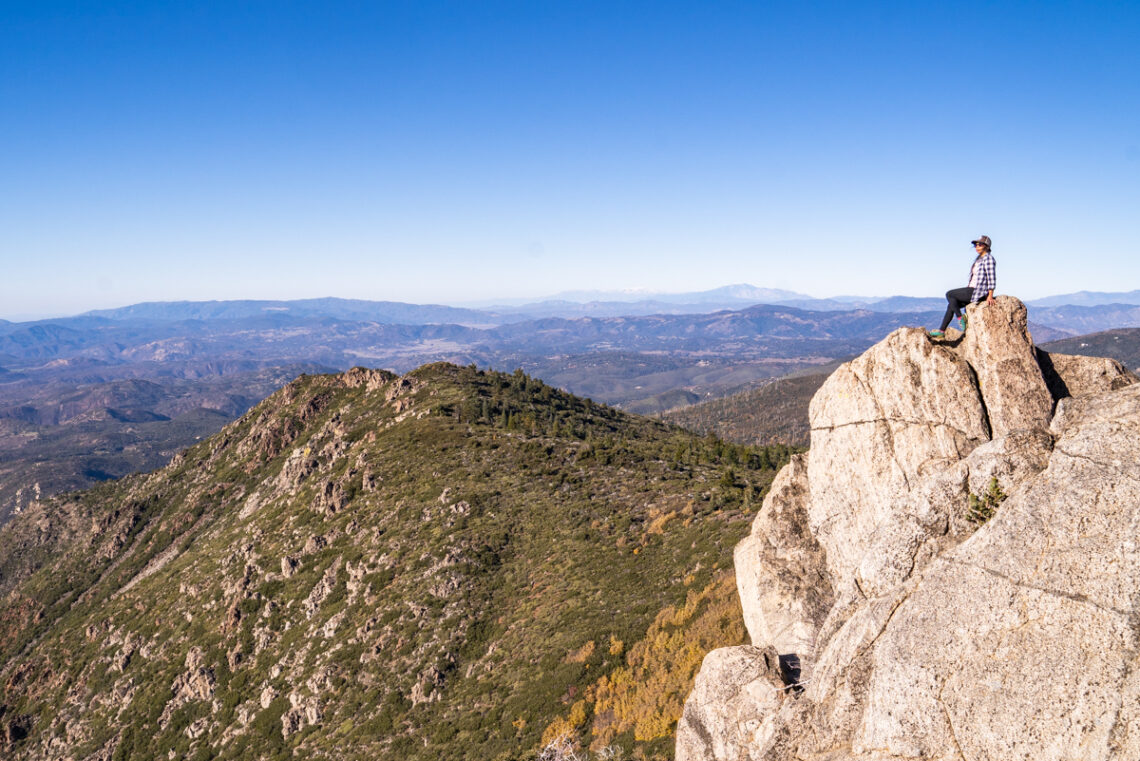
[1041,326,1140,372]
[661,372,833,448]
[676,296,1140,760]
[0,363,791,761]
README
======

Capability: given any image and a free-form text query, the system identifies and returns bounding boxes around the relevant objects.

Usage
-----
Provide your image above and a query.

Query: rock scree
[677,296,1140,761]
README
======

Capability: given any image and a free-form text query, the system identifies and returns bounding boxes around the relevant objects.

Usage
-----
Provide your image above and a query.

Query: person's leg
[949,287,973,317]
[940,288,973,331]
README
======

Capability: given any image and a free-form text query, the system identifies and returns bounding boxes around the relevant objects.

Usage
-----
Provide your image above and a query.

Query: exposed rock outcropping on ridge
[677,296,1140,761]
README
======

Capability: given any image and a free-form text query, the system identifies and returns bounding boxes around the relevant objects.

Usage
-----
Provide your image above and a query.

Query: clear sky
[2,0,1138,319]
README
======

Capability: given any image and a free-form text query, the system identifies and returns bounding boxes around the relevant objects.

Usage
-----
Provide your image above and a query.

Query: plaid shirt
[969,253,996,302]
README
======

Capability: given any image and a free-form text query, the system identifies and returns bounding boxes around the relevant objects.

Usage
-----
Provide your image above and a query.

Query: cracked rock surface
[679,297,1140,761]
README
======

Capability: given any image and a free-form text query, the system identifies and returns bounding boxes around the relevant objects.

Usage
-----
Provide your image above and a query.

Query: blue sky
[2,0,1138,319]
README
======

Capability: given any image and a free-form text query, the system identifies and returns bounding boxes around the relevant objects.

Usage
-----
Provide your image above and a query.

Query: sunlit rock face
[679,296,1140,761]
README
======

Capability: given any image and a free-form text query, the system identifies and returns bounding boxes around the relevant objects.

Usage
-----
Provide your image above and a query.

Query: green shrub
[967,477,1007,524]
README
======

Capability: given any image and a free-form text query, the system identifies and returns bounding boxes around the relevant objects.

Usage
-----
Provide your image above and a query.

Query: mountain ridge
[9,286,1140,328]
[0,362,790,760]
[82,298,499,326]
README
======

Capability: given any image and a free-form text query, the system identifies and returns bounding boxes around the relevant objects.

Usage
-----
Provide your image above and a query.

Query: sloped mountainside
[1042,327,1140,372]
[661,372,832,448]
[677,296,1140,760]
[0,364,788,760]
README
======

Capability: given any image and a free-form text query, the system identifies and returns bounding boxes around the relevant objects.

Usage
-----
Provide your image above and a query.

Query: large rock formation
[678,296,1140,761]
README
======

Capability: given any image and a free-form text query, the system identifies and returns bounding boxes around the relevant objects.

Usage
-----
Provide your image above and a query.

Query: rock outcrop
[675,646,794,761]
[678,296,1140,761]
[734,454,832,661]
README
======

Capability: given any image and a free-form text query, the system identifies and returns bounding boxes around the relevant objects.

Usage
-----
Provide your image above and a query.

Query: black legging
[940,287,974,331]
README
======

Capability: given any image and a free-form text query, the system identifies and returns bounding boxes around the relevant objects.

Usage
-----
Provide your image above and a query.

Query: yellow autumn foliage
[566,639,597,663]
[646,507,679,535]
[541,571,747,753]
[541,698,591,746]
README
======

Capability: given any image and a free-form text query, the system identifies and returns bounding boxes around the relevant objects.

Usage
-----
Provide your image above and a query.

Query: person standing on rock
[929,235,996,338]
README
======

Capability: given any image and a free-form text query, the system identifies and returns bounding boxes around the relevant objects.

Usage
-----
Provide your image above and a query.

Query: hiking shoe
[928,330,945,338]
[959,315,968,331]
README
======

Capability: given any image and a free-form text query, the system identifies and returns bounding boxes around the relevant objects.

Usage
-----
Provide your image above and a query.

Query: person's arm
[985,256,996,303]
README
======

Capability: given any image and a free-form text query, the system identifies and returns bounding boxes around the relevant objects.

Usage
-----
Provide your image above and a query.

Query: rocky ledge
[677,296,1140,761]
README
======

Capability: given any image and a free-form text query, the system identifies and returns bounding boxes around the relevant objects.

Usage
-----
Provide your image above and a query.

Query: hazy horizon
[6,282,1139,324]
[0,283,874,322]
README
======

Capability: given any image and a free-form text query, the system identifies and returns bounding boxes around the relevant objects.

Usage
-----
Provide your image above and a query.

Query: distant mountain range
[1023,303,1140,336]
[469,285,1140,319]
[2,294,1133,411]
[5,286,1140,328]
[459,284,806,308]
[0,303,959,373]
[3,290,1139,523]
[0,300,936,521]
[81,298,499,326]
[1027,289,1140,307]
[545,284,805,305]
